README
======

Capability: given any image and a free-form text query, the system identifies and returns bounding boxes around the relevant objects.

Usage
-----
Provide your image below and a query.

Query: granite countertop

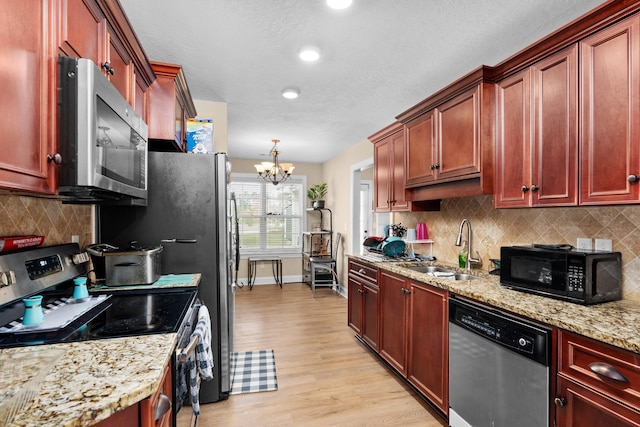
[350,254,640,354]
[1,334,176,427]
[0,273,201,426]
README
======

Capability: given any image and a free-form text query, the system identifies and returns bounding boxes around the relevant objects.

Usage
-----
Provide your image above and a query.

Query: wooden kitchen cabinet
[370,123,439,212]
[57,0,153,117]
[371,122,410,212]
[379,270,409,375]
[377,269,449,415]
[0,0,58,195]
[580,14,640,205]
[555,330,640,426]
[397,67,494,202]
[407,281,448,414]
[495,45,578,208]
[347,259,379,350]
[147,62,197,152]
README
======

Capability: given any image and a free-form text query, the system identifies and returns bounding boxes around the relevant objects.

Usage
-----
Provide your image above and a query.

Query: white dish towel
[189,304,214,415]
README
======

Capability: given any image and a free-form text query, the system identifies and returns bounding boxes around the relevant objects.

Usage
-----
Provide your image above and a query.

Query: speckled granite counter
[1,334,176,427]
[350,255,640,354]
[0,273,201,426]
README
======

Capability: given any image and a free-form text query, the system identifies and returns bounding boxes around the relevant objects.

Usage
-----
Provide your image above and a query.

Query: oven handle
[176,334,199,362]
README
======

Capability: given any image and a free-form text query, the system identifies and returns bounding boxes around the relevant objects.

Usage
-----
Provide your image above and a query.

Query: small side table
[248,256,283,290]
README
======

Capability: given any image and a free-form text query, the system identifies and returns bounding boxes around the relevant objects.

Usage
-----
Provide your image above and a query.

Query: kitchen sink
[405,266,451,274]
[404,266,482,281]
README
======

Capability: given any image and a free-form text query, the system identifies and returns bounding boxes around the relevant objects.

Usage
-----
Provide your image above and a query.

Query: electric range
[0,243,198,349]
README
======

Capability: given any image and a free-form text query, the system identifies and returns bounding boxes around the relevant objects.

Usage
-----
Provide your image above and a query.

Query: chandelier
[254,139,295,185]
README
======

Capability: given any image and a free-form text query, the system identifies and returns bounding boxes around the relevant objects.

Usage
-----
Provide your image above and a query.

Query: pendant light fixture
[254,139,295,185]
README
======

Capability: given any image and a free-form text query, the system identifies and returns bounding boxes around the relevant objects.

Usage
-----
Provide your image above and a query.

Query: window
[230,174,306,256]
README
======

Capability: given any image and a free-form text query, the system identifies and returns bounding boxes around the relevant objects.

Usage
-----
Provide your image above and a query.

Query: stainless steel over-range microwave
[500,244,622,305]
[57,56,148,204]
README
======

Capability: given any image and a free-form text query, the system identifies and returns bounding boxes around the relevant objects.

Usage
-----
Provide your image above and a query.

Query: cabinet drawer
[349,259,377,283]
[559,330,640,412]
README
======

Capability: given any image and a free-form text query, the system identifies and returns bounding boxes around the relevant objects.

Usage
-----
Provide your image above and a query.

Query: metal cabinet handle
[554,397,566,408]
[101,61,115,75]
[155,393,172,421]
[589,362,629,384]
[357,288,365,294]
[358,269,366,274]
[47,153,62,164]
[531,184,539,192]
[401,287,411,295]
[521,185,529,192]
[628,174,639,183]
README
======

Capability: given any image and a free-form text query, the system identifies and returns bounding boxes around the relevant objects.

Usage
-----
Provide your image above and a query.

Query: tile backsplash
[397,195,640,302]
[0,195,93,249]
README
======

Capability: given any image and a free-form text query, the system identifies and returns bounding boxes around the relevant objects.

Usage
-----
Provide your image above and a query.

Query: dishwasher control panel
[450,297,550,366]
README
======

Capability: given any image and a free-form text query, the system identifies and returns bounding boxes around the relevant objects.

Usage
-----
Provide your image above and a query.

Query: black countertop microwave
[500,244,622,305]
[57,56,148,205]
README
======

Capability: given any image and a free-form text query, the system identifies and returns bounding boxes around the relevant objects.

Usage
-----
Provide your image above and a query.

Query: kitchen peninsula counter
[350,255,640,354]
[0,273,201,426]
[1,334,176,427]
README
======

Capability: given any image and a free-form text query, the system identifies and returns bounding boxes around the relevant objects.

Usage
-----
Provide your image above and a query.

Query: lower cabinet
[348,259,379,350]
[556,330,640,426]
[407,281,448,414]
[378,270,449,414]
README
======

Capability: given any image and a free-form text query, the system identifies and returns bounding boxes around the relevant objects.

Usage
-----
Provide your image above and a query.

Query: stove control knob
[72,252,90,264]
[0,271,15,287]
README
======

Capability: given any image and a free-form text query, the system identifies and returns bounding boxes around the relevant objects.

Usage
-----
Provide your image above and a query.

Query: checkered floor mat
[230,349,278,395]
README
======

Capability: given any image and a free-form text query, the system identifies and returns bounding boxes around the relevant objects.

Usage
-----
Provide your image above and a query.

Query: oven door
[174,303,200,427]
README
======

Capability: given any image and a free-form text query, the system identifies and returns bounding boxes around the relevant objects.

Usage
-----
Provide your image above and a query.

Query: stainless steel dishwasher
[449,297,551,427]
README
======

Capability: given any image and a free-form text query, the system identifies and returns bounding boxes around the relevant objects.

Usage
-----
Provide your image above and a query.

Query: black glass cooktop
[0,289,197,348]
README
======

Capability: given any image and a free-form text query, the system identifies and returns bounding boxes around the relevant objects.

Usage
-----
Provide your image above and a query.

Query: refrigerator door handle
[160,239,198,244]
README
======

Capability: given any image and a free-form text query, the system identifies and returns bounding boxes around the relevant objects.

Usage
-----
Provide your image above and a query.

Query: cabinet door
[390,130,409,211]
[556,377,640,427]
[532,45,578,206]
[105,26,134,103]
[407,283,448,414]
[362,282,379,350]
[580,15,640,204]
[58,0,102,62]
[348,276,363,335]
[436,85,481,181]
[495,69,532,208]
[0,0,57,194]
[379,271,408,375]
[373,138,391,212]
[405,112,436,187]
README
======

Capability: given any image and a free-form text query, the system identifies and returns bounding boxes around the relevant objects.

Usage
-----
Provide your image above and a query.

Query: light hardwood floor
[197,282,448,426]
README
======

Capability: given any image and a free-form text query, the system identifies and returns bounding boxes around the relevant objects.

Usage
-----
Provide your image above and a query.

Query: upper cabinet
[370,123,439,212]
[0,0,58,194]
[580,15,640,205]
[0,0,154,196]
[396,67,495,202]
[495,45,578,208]
[147,62,197,152]
[57,0,154,118]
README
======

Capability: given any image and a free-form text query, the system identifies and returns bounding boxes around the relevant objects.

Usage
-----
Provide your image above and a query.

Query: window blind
[230,174,305,255]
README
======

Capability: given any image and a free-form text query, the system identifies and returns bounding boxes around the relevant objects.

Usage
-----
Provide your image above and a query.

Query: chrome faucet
[455,219,481,270]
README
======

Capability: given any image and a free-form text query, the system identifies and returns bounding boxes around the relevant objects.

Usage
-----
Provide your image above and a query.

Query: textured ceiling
[120,0,605,163]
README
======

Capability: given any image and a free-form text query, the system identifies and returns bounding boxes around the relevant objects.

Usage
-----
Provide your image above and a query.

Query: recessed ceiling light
[282,88,300,99]
[326,0,352,10]
[298,46,321,62]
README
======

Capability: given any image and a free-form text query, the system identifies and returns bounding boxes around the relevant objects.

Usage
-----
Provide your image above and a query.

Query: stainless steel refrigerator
[97,151,236,403]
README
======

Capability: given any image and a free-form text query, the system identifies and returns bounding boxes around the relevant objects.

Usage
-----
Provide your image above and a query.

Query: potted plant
[307,183,328,209]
